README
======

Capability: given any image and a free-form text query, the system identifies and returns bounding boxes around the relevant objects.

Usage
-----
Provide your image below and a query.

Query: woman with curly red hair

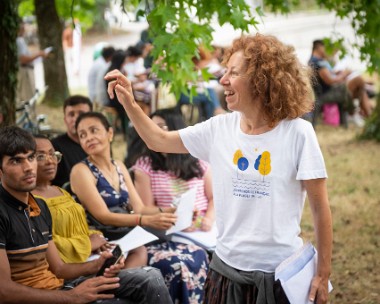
[105,33,332,304]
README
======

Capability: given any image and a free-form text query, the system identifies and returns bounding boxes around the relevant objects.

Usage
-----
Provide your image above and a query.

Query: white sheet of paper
[173,224,217,249]
[112,226,158,253]
[166,187,197,235]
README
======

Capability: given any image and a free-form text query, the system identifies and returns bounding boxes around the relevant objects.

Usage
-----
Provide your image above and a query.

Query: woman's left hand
[308,275,329,304]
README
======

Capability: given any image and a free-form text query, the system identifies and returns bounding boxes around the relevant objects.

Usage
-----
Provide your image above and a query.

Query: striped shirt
[133,157,210,214]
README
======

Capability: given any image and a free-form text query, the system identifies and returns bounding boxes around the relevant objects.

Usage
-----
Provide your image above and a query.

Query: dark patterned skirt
[203,254,290,304]
[147,241,209,304]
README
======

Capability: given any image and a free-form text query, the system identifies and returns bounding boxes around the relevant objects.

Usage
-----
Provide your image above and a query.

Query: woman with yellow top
[32,135,147,267]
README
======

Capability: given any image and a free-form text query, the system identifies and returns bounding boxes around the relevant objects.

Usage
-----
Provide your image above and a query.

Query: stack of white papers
[275,242,333,304]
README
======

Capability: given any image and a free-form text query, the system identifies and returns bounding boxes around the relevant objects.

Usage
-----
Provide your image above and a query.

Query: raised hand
[104,69,135,108]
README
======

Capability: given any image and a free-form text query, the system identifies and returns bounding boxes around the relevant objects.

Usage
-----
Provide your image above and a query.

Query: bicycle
[16,87,62,139]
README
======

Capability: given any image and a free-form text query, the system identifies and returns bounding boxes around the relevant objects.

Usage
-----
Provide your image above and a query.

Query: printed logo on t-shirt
[231,148,271,200]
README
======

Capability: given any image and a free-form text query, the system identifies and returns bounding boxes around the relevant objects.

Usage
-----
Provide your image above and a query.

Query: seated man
[0,126,172,304]
[52,95,92,187]
[308,39,372,118]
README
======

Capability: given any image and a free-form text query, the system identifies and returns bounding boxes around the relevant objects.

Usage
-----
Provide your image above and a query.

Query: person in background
[72,18,82,76]
[135,29,154,69]
[193,45,226,116]
[0,126,173,304]
[105,33,333,304]
[62,21,74,76]
[16,20,49,107]
[33,135,147,267]
[51,95,92,187]
[309,39,373,118]
[104,48,143,138]
[70,112,209,304]
[88,46,115,109]
[123,46,144,83]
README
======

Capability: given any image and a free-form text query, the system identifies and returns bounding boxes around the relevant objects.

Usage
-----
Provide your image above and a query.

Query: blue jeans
[64,266,173,304]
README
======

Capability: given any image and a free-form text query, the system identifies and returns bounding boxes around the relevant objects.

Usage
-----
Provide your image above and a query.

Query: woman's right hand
[89,234,108,253]
[104,69,135,108]
[143,212,177,230]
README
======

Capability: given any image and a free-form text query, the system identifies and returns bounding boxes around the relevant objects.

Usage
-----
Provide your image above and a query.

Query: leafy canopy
[19,0,99,30]
[121,0,262,97]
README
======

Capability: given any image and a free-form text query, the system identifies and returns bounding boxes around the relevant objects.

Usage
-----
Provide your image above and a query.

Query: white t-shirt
[179,111,327,272]
[16,37,32,65]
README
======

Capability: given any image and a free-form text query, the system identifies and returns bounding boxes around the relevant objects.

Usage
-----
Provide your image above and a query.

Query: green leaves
[317,0,380,74]
[133,0,259,98]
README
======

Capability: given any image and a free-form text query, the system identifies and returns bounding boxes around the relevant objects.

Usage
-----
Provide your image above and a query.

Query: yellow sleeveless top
[35,188,99,263]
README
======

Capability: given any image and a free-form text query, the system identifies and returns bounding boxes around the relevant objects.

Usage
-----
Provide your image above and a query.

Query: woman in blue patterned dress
[71,112,209,304]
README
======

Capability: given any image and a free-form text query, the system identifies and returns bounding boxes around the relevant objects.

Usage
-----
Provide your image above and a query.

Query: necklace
[102,168,119,190]
[90,158,120,190]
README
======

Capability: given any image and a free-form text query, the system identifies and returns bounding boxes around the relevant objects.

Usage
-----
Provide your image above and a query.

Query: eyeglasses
[36,151,62,163]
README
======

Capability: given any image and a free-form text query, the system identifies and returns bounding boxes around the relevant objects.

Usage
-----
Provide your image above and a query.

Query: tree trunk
[0,1,19,127]
[34,0,69,107]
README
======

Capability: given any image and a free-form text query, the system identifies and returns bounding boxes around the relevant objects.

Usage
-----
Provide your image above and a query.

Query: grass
[36,102,380,303]
[302,125,380,304]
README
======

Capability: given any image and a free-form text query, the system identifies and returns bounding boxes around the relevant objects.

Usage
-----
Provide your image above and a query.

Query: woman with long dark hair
[130,108,214,232]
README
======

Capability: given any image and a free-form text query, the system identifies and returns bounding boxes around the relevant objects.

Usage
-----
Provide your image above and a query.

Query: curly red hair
[222,33,314,127]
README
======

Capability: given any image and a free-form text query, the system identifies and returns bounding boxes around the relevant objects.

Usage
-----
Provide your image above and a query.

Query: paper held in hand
[112,226,158,253]
[275,242,333,304]
[166,187,197,235]
[87,226,158,261]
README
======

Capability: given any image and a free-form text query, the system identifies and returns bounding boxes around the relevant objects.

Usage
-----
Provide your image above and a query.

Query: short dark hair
[312,39,325,51]
[0,126,36,168]
[108,50,127,71]
[126,46,142,57]
[102,46,116,60]
[75,112,111,131]
[63,95,93,112]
